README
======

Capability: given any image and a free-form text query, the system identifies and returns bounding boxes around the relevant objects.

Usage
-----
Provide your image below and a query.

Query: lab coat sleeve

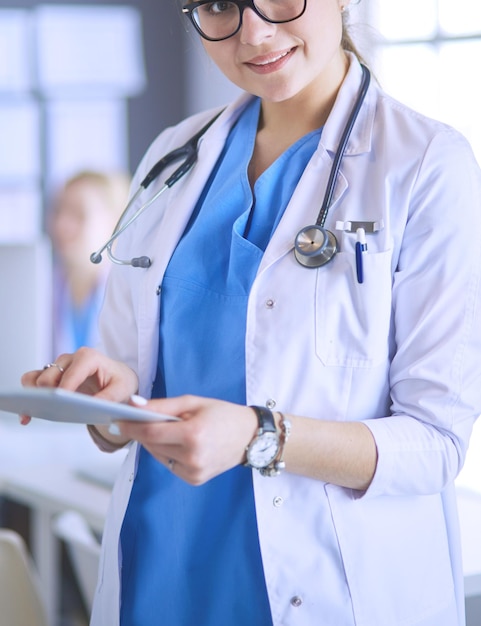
[363,127,481,498]
[97,260,139,372]
[95,129,175,374]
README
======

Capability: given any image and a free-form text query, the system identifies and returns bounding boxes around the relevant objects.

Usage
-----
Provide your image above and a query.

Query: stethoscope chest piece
[292,64,371,271]
[294,225,338,268]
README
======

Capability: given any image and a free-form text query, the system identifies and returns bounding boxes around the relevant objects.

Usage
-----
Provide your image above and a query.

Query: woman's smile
[245,47,296,73]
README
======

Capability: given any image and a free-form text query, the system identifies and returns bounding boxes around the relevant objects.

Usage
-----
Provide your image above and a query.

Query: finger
[115,418,181,467]
[149,450,183,476]
[23,353,72,389]
[116,418,173,441]
[54,349,119,397]
[166,457,179,474]
[55,349,97,391]
[35,360,67,386]
[61,348,138,403]
[144,394,201,417]
[32,348,99,393]
[21,369,44,387]
[128,394,180,417]
[42,362,65,374]
[129,394,149,407]
[151,452,179,472]
[122,391,186,426]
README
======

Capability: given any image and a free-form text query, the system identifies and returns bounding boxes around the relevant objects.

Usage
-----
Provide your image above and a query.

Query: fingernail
[130,394,148,406]
[108,422,121,436]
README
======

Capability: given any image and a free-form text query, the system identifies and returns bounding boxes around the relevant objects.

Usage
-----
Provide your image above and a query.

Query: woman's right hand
[20,346,139,429]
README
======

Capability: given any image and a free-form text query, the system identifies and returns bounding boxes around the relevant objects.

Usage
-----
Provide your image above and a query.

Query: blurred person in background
[47,171,130,356]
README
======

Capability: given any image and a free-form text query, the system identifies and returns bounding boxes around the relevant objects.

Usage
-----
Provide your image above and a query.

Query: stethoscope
[91,65,370,270]
[90,111,222,268]
[294,63,370,268]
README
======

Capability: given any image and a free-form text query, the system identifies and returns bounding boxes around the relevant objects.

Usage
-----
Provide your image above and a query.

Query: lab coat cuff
[357,418,396,499]
[86,424,129,453]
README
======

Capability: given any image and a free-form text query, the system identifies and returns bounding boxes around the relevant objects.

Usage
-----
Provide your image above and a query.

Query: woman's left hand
[118,395,258,485]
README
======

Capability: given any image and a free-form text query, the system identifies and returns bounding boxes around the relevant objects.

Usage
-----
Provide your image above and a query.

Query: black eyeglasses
[182,0,307,42]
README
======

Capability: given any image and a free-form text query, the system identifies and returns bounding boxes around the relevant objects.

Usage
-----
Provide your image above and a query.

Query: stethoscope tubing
[317,64,370,227]
[293,65,371,269]
[90,186,143,265]
[139,113,222,189]
[90,111,223,267]
[90,66,371,270]
[105,184,168,266]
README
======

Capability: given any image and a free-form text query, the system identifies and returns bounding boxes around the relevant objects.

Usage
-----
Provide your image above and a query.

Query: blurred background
[0,1,480,625]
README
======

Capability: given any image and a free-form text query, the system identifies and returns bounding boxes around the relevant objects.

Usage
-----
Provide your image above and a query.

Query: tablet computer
[0,388,179,425]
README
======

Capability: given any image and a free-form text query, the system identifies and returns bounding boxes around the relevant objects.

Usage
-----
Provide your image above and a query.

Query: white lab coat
[91,55,481,625]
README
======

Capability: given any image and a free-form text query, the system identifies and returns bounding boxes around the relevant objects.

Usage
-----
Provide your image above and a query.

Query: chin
[259,85,303,104]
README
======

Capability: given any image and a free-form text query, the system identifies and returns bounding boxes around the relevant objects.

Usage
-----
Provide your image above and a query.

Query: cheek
[202,40,237,81]
[51,215,81,243]
[86,215,115,247]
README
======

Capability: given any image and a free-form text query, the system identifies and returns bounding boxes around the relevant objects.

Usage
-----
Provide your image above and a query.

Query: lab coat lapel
[259,55,375,273]
[134,104,249,394]
[258,148,347,272]
[142,96,252,281]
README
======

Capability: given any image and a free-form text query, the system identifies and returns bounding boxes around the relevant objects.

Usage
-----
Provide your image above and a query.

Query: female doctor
[22,0,481,624]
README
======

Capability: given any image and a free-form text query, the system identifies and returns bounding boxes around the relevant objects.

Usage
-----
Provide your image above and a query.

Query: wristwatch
[244,406,280,470]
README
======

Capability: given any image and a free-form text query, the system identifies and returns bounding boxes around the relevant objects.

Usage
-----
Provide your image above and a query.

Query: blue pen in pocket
[355,227,367,284]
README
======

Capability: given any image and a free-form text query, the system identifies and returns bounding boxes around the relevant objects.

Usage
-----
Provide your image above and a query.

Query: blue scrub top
[120,99,321,626]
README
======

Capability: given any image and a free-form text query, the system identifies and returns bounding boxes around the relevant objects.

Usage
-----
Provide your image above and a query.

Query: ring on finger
[43,362,65,373]
[168,458,176,472]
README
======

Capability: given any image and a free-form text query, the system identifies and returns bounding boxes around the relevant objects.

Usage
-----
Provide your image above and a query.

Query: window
[356,1,481,493]
[350,0,481,492]
[362,0,481,164]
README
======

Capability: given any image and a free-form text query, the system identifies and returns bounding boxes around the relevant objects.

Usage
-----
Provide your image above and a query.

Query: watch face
[247,432,279,469]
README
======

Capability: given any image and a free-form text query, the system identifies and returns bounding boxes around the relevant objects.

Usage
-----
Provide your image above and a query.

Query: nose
[239,7,275,45]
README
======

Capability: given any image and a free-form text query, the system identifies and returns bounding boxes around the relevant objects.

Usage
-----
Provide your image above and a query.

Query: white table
[0,416,124,625]
[0,464,111,625]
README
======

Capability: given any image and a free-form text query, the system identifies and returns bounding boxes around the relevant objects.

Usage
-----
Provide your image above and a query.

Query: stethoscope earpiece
[90,252,102,264]
[294,225,338,268]
[131,256,152,269]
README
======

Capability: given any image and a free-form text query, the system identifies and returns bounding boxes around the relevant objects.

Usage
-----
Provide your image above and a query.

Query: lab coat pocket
[325,485,457,626]
[315,249,393,367]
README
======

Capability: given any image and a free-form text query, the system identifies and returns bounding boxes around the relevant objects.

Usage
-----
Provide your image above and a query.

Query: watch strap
[259,413,291,477]
[244,406,278,470]
[249,405,276,433]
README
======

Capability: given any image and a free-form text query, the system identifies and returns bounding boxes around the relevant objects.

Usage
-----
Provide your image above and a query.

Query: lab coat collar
[320,52,375,157]
[142,54,375,282]
[257,55,376,272]
[207,53,375,158]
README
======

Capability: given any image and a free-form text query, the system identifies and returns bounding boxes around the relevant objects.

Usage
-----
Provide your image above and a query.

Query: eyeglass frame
[182,0,308,42]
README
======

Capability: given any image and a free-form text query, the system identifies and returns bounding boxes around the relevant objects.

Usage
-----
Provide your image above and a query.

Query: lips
[253,49,290,65]
[245,47,295,73]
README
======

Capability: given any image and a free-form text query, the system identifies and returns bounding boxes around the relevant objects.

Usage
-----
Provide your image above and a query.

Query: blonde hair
[64,170,131,217]
[341,7,368,67]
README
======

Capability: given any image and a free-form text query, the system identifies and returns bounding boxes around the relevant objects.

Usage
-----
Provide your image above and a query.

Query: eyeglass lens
[189,0,306,41]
